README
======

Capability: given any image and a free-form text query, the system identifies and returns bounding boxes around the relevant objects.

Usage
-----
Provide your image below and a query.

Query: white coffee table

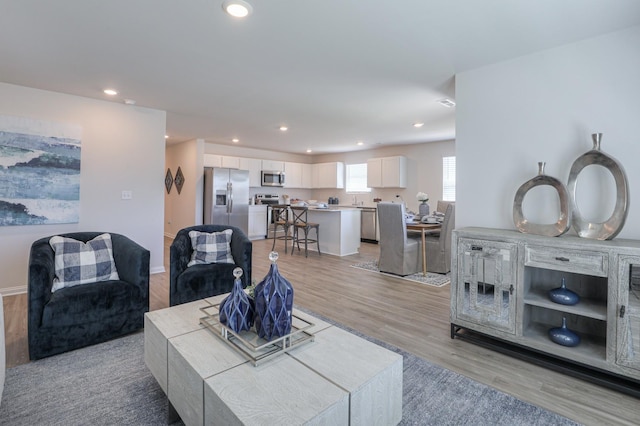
[144,295,403,425]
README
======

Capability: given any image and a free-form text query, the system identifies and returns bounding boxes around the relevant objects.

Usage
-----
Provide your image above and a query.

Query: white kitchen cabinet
[204,154,222,168]
[204,155,241,169]
[248,205,267,240]
[261,160,284,172]
[221,156,241,169]
[367,156,407,188]
[239,157,262,187]
[284,162,303,188]
[301,163,313,188]
[312,162,344,189]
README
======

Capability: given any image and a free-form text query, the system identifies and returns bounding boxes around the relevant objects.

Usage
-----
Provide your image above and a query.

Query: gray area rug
[352,259,451,287]
[0,314,580,426]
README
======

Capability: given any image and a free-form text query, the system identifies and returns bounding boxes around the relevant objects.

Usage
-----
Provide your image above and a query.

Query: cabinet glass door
[617,255,640,371]
[457,239,517,334]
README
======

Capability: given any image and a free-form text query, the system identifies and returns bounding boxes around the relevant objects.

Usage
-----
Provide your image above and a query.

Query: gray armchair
[424,203,455,273]
[377,202,422,276]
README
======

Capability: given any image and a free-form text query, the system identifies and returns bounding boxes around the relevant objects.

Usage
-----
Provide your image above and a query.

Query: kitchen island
[305,207,360,256]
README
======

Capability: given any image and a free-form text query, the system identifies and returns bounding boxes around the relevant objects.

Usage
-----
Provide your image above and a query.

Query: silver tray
[199,301,315,366]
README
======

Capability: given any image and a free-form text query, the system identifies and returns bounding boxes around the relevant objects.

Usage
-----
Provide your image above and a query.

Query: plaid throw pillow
[187,229,235,267]
[49,233,120,292]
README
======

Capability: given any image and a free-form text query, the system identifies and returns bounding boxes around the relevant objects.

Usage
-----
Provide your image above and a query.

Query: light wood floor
[3,237,640,425]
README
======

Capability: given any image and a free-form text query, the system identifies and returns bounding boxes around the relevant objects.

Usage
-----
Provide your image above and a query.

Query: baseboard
[151,266,165,274]
[0,285,27,296]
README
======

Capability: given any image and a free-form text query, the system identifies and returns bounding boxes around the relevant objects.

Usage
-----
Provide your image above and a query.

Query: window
[442,156,456,201]
[345,163,371,193]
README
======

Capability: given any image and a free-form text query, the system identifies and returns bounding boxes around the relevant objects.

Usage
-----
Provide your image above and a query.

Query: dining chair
[424,203,455,273]
[290,206,321,257]
[377,202,421,276]
[270,204,293,254]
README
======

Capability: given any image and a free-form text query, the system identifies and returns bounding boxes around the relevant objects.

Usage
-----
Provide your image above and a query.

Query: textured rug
[351,259,450,287]
[0,317,579,426]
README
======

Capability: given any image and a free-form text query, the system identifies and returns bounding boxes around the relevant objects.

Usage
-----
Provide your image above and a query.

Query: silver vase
[567,133,629,240]
[513,162,570,237]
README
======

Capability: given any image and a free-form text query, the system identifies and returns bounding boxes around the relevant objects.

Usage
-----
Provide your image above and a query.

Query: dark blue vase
[548,317,581,347]
[548,278,580,306]
[254,252,294,341]
[219,268,255,333]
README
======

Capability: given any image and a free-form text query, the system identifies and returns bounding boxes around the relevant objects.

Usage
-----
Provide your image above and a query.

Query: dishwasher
[360,207,378,243]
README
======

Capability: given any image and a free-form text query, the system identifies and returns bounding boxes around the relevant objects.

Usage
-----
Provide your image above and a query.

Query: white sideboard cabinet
[451,227,640,395]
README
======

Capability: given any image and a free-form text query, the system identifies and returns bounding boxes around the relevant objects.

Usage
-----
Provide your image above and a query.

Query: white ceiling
[1,1,639,155]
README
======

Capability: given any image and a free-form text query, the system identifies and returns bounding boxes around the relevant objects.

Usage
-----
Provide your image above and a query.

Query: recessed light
[357,141,364,146]
[437,98,456,108]
[232,138,239,143]
[413,122,424,128]
[165,135,169,139]
[306,149,312,153]
[103,89,118,96]
[124,99,136,105]
[279,126,288,131]
[222,0,253,18]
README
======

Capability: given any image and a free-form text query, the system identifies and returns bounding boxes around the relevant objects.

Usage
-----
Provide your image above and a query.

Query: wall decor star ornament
[174,167,185,195]
[165,168,173,194]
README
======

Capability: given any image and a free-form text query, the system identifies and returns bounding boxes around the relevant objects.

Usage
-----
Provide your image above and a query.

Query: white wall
[165,139,204,238]
[315,141,455,212]
[456,25,640,239]
[0,82,166,293]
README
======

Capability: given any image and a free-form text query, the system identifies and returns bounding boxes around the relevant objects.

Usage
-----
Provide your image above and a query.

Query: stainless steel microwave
[261,170,285,187]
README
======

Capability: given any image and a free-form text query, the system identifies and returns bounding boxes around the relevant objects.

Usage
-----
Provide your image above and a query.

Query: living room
[1,2,640,425]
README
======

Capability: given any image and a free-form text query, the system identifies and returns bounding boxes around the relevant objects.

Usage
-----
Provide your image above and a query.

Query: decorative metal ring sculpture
[513,162,571,237]
[567,133,628,240]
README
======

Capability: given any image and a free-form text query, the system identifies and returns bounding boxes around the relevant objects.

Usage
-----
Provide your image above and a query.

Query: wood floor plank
[3,237,639,425]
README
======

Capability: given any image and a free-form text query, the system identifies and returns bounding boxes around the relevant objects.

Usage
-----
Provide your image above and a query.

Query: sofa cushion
[41,280,141,327]
[187,229,235,267]
[49,233,120,292]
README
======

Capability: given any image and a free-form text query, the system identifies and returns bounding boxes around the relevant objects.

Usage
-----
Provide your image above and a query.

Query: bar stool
[290,206,321,257]
[270,204,292,254]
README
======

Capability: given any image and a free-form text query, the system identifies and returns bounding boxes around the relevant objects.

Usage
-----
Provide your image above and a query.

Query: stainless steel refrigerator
[204,167,249,235]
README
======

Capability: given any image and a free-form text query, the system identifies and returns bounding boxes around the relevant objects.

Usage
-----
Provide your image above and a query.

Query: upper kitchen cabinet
[204,154,222,168]
[367,156,407,188]
[284,162,303,188]
[301,163,313,188]
[221,156,241,169]
[261,160,284,172]
[313,162,344,189]
[203,154,241,169]
[239,157,262,187]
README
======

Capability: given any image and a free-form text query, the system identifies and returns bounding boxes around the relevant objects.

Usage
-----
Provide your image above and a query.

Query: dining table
[406,222,441,276]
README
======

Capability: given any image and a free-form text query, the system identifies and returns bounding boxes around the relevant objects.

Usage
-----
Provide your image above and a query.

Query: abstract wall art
[0,115,82,226]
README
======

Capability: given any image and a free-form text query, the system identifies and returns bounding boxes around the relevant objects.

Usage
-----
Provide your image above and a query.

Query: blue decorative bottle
[219,267,255,333]
[548,278,580,306]
[254,252,294,341]
[548,316,581,347]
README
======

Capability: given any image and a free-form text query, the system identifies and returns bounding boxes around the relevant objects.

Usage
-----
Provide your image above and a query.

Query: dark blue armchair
[170,225,252,306]
[28,232,149,360]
